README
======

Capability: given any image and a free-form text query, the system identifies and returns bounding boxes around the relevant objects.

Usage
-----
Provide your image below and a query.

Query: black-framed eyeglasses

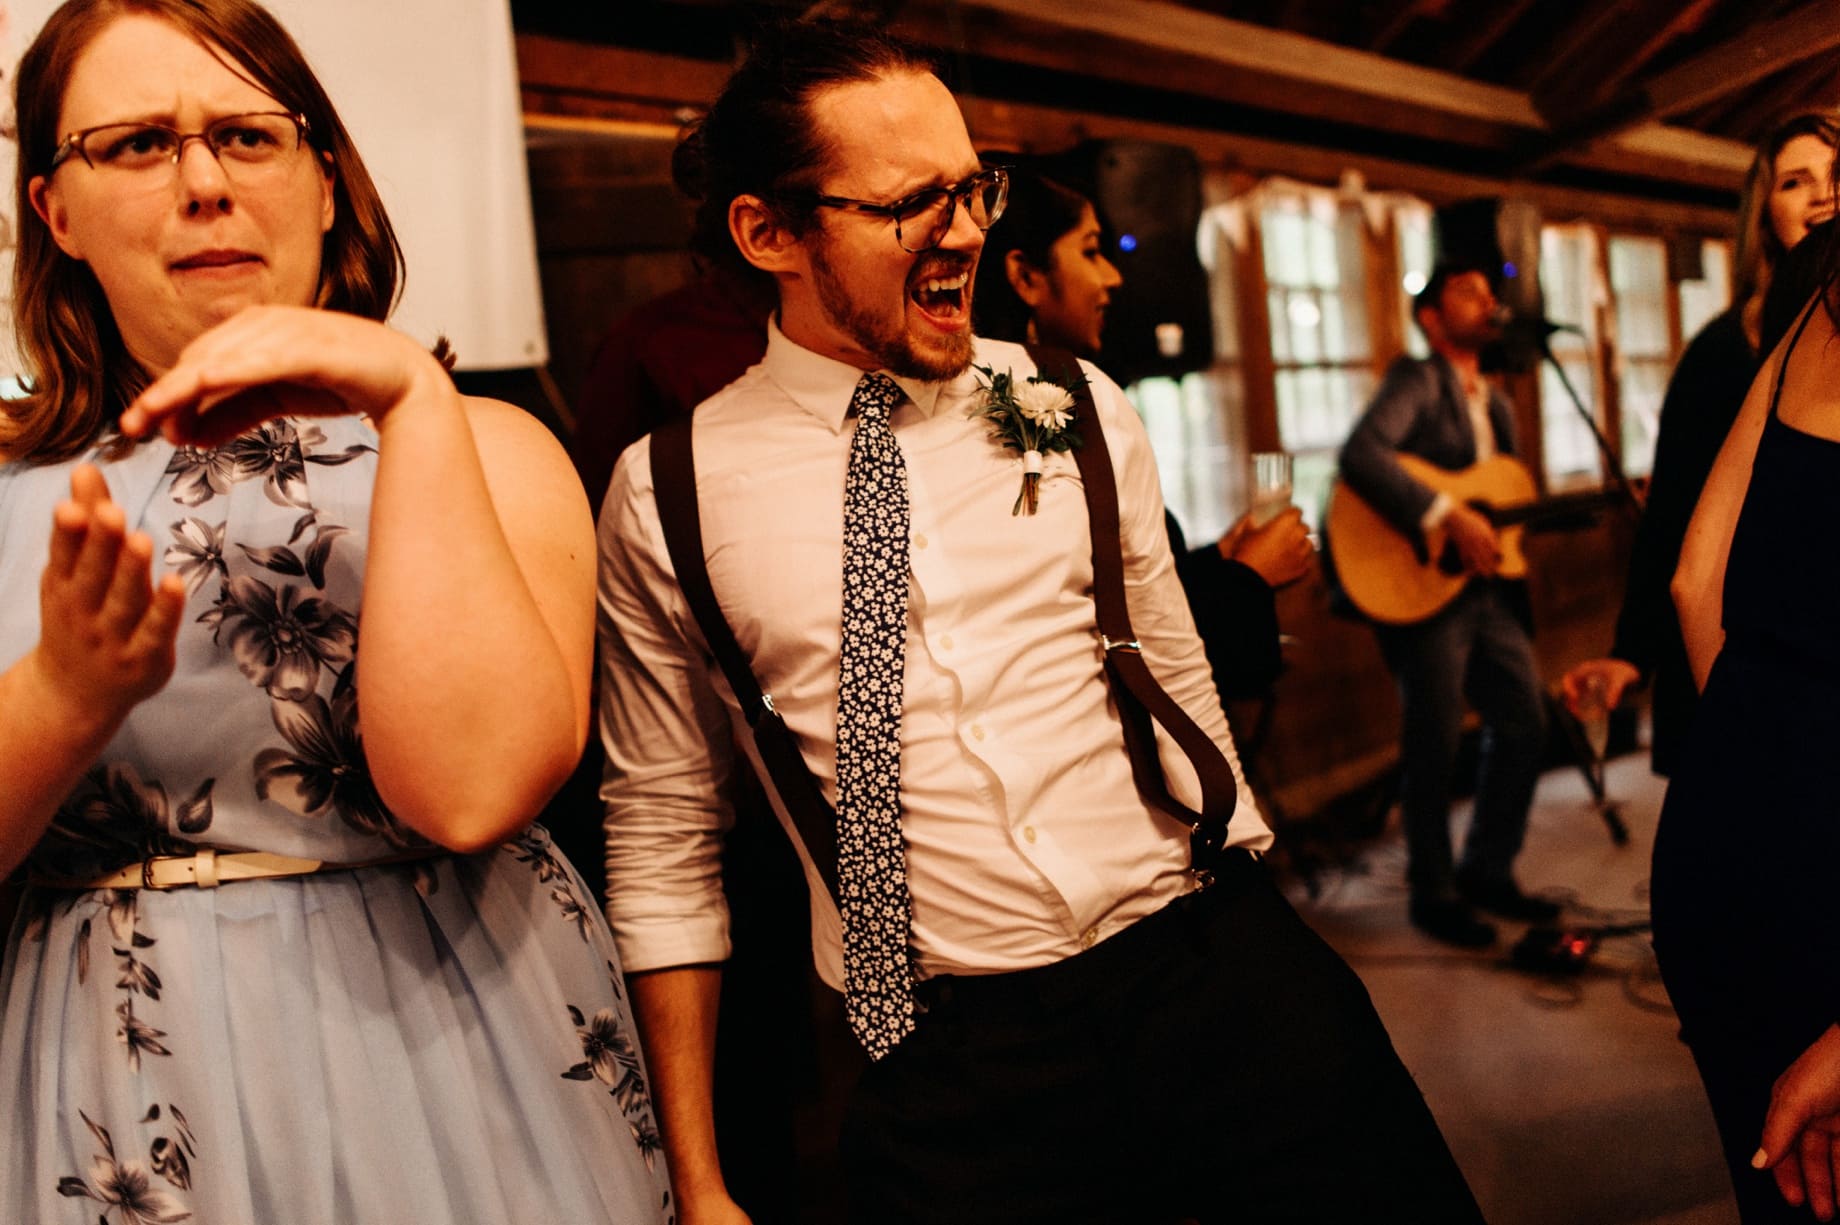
[800,167,1009,253]
[48,111,312,177]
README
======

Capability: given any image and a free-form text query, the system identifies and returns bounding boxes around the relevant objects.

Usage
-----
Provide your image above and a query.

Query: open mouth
[910,267,971,322]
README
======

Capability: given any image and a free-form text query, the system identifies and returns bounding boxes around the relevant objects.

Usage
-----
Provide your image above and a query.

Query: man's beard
[809,242,975,381]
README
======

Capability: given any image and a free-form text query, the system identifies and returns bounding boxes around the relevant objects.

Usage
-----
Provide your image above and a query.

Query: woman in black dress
[1657,205,1840,1221]
[1563,112,1838,772]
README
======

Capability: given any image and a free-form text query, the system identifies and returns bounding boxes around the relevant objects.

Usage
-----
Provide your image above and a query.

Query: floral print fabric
[0,417,671,1223]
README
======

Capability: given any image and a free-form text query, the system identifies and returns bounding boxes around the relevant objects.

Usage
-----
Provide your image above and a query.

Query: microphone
[1493,305,1584,337]
[1531,317,1586,337]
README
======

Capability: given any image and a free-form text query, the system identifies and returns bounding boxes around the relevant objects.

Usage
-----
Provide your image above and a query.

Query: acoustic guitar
[1325,454,1603,625]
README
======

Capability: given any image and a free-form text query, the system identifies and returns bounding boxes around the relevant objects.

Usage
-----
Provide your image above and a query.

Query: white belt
[29,847,440,891]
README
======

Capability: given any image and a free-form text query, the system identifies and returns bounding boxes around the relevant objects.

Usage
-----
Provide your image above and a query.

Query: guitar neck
[1480,487,1613,528]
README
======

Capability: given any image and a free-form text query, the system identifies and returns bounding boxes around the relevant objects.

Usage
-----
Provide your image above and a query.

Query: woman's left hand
[119,305,450,448]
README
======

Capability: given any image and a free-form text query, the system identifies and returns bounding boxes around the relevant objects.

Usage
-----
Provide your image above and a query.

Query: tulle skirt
[0,825,673,1224]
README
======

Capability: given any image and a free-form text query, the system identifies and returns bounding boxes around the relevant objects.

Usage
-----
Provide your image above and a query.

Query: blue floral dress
[0,417,673,1224]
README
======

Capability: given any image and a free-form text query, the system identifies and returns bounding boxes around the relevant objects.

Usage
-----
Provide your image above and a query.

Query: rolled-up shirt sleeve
[596,440,736,972]
[1093,366,1270,850]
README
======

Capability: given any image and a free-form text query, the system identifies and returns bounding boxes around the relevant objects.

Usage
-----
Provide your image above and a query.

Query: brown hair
[4,0,404,462]
[1732,108,1840,352]
[672,19,935,295]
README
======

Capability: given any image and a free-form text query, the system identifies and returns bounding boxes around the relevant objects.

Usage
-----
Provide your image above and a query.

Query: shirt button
[1080,927,1099,949]
[971,723,985,740]
[940,634,955,651]
[913,532,928,550]
[1022,825,1037,843]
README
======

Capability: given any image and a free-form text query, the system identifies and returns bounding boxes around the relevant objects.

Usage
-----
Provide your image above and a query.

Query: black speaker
[1434,196,1545,372]
[1048,139,1214,386]
[1433,196,1543,318]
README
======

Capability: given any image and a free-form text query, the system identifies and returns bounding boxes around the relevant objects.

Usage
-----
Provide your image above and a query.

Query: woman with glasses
[0,2,671,1221]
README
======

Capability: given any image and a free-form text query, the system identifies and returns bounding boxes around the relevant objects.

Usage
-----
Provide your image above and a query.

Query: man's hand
[1441,504,1500,576]
[1757,1024,1840,1219]
[1218,507,1313,590]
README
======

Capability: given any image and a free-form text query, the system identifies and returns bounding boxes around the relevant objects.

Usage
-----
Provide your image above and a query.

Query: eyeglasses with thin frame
[47,111,312,179]
[799,167,1009,253]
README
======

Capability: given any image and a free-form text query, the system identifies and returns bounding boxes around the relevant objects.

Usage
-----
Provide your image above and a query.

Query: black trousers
[841,855,1485,1224]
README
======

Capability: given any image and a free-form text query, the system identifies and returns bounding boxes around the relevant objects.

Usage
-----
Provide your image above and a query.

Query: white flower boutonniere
[972,363,1085,515]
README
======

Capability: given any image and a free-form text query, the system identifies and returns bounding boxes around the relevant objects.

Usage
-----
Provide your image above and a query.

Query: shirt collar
[762,314,980,432]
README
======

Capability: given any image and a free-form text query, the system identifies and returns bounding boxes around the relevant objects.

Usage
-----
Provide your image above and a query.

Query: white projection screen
[0,0,547,373]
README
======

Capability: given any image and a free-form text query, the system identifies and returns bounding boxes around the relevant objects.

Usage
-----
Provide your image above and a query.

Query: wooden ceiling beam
[515,9,1755,197]
[1511,3,1630,94]
[952,93,1736,237]
[1591,0,1721,102]
[1643,1,1840,119]
[1711,58,1840,146]
[1576,122,1755,190]
[515,33,730,107]
[1516,0,1840,173]
[1444,0,1538,74]
[1368,0,1441,55]
[917,0,1543,128]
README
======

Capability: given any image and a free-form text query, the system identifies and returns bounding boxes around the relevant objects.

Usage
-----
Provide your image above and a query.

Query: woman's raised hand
[34,464,186,729]
[118,305,452,449]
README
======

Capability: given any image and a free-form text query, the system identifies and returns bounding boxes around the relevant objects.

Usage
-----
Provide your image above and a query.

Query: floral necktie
[835,371,915,1060]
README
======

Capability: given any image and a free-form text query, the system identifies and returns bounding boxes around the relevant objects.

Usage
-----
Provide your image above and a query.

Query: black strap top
[1721,297,1840,669]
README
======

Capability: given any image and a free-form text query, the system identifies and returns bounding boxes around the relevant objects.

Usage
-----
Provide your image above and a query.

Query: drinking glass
[1250,451,1293,525]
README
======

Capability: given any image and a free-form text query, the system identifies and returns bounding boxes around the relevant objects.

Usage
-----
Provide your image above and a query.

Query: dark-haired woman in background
[1563,111,1838,771]
[0,2,670,1220]
[972,168,1312,701]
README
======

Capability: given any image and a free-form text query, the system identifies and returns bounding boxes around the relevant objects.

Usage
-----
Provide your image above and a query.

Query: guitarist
[1338,262,1560,948]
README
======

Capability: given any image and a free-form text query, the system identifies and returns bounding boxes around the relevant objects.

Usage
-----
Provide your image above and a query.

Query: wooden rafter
[951,92,1737,236]
[1444,0,1539,74]
[922,0,1542,127]
[1713,58,1840,145]
[1643,1,1840,119]
[515,33,730,107]
[1517,0,1840,171]
[1591,0,1722,102]
[516,1,1760,197]
[1512,3,1631,93]
[1368,0,1440,55]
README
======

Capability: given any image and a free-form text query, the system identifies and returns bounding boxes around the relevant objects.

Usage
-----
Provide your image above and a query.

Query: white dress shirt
[1420,375,1499,532]
[596,321,1269,989]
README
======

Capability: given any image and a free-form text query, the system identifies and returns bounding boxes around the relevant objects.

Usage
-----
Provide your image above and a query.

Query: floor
[1281,751,1741,1225]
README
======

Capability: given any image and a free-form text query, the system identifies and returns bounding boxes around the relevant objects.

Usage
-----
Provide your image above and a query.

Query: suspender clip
[761,693,781,720]
[1189,819,1229,885]
[1101,635,1142,654]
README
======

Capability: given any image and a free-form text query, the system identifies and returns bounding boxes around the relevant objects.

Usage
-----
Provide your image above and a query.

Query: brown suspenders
[646,345,1239,900]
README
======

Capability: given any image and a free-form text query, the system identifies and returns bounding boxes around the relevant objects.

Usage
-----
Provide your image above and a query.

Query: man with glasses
[596,21,1482,1225]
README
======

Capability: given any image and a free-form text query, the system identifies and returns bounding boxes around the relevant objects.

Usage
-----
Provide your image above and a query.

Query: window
[1537,224,1605,488]
[1608,235,1669,478]
[1678,239,1732,343]
[1260,185,1377,527]
[1395,201,1434,360]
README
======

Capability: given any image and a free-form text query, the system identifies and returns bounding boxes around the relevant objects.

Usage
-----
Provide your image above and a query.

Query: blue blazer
[1336,353,1519,537]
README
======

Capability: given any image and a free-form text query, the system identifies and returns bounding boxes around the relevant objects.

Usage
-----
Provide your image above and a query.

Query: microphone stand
[1533,327,1645,516]
[1528,324,1637,845]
